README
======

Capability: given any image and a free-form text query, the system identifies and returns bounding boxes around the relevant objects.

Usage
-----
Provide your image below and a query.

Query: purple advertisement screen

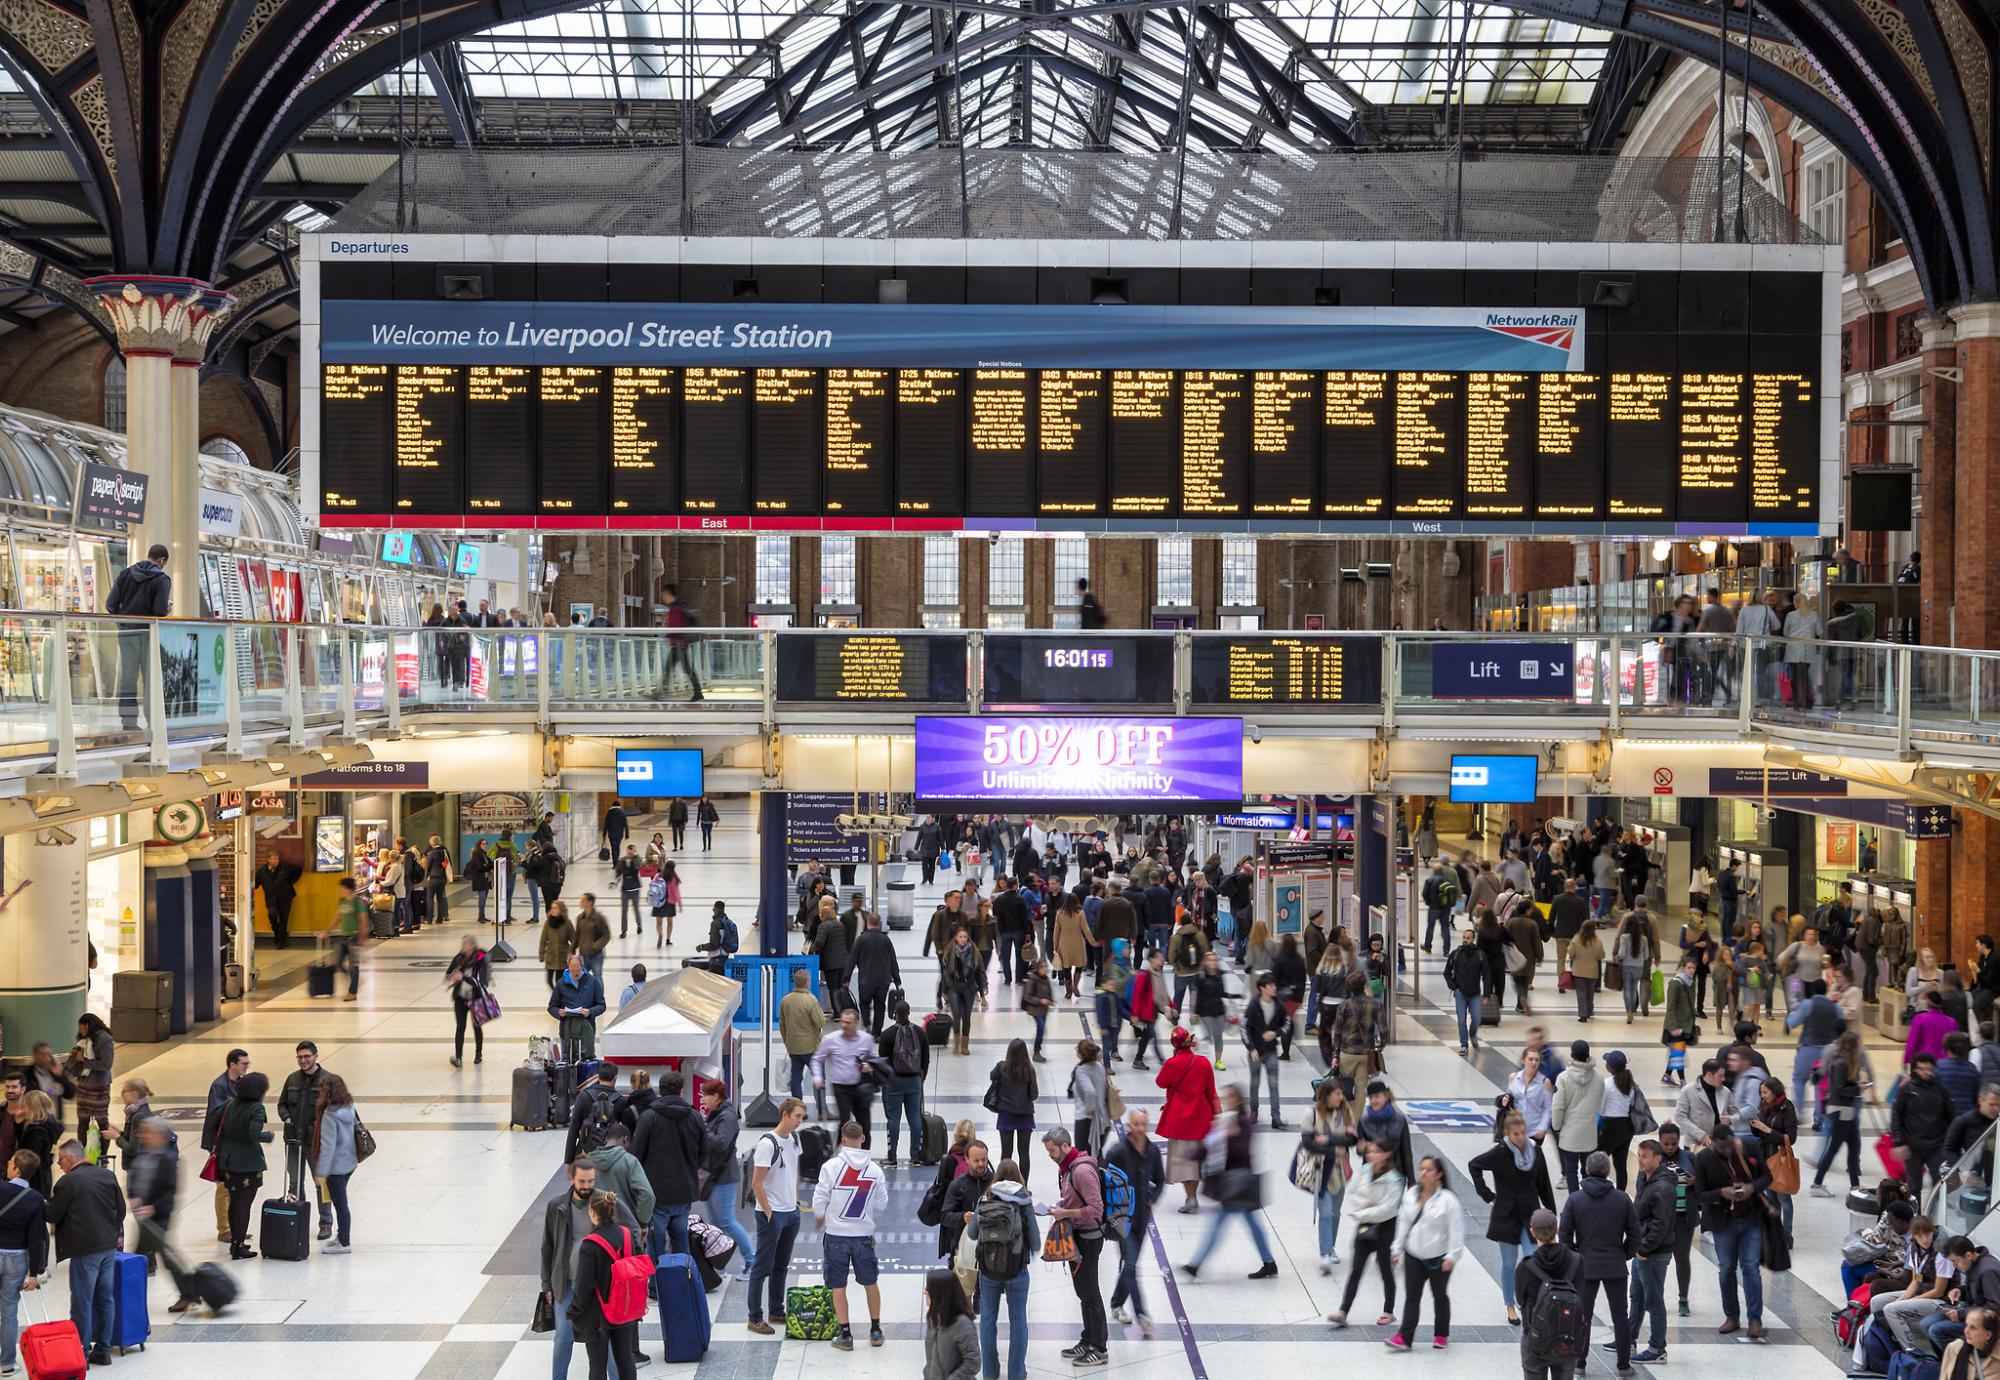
[913,716,1243,810]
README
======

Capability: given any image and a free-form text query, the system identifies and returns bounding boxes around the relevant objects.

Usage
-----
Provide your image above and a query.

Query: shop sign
[1707,767,1848,797]
[296,760,431,789]
[197,486,243,536]
[78,461,147,524]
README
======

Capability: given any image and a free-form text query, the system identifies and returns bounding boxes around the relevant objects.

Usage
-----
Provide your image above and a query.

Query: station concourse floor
[91,820,1895,1380]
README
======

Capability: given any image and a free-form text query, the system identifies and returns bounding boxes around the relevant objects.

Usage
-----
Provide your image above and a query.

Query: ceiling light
[1651,540,1672,562]
[1698,538,1718,557]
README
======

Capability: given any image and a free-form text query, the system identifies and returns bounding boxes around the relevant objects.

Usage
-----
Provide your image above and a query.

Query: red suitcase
[22,1318,87,1380]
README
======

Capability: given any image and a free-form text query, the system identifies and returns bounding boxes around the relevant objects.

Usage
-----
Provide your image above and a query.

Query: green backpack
[785,1284,840,1341]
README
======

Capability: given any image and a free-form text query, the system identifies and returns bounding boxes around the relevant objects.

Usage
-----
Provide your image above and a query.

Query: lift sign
[1430,641,1574,698]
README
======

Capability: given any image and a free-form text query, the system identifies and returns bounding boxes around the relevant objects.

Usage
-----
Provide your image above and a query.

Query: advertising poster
[160,623,228,728]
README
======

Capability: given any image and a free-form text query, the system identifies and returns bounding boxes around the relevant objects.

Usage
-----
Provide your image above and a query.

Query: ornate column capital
[80,276,236,358]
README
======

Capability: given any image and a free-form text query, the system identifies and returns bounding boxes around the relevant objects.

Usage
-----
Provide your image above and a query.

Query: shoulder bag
[1766,1135,1800,1196]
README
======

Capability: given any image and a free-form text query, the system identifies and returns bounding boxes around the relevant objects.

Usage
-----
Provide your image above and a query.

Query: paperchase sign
[77,462,147,524]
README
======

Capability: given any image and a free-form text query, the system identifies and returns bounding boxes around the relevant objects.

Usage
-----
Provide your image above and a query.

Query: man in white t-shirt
[745,1098,807,1336]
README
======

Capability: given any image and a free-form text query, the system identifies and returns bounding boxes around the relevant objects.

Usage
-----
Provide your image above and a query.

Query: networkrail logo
[1481,311,1580,353]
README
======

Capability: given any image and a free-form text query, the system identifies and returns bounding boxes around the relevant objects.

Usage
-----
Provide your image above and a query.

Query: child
[1710,944,1738,1034]
[1664,1039,1687,1087]
[1738,940,1772,1026]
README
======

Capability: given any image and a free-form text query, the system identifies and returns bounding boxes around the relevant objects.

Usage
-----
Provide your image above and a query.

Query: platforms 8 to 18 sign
[913,716,1244,813]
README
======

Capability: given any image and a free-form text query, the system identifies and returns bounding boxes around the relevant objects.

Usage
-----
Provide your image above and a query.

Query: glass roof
[360,0,1611,150]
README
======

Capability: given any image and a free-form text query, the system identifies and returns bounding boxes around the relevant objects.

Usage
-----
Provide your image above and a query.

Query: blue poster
[1273,883,1304,936]
[1431,642,1574,698]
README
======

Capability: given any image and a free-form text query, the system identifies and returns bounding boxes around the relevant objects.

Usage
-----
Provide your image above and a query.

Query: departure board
[317,362,1823,530]
[1039,370,1106,514]
[1250,371,1317,515]
[895,369,964,515]
[466,366,534,514]
[967,370,1034,516]
[774,633,970,702]
[983,635,1176,705]
[609,367,677,515]
[320,363,391,511]
[753,368,821,513]
[537,368,606,514]
[1108,370,1178,516]
[825,368,892,515]
[1322,372,1391,516]
[1463,372,1533,517]
[1188,635,1385,707]
[682,367,749,513]
[1392,373,1463,516]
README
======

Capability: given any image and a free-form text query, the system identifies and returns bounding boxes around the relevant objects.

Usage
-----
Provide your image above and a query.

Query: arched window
[102,355,126,431]
[200,436,251,466]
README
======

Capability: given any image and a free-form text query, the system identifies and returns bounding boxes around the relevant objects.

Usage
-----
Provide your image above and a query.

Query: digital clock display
[1043,647,1113,671]
[984,636,1172,704]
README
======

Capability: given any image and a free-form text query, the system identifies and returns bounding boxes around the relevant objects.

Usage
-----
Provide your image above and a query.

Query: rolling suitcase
[159,1233,236,1316]
[260,1146,311,1262]
[511,1063,551,1131]
[920,1112,947,1164]
[20,1300,85,1380]
[655,1253,711,1362]
[924,1013,952,1047]
[546,1042,579,1127]
[110,1252,147,1353]
[305,950,336,999]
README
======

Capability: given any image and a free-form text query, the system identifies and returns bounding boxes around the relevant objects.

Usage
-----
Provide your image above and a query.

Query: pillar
[82,279,233,610]
[757,790,790,957]
[0,831,89,1053]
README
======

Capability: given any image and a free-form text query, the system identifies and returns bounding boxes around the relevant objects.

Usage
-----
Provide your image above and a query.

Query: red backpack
[586,1227,656,1326]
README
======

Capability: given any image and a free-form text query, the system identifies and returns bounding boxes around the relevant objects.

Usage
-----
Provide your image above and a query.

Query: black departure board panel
[774,633,970,702]
[318,362,1822,530]
[983,635,1177,705]
[1189,636,1385,707]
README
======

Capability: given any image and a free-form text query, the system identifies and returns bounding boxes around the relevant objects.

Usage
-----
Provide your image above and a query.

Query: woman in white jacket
[1328,1139,1404,1328]
[1388,1155,1465,1351]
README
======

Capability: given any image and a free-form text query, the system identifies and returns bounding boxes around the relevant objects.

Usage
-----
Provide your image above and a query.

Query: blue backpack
[1100,1160,1137,1241]
[1860,1319,1895,1377]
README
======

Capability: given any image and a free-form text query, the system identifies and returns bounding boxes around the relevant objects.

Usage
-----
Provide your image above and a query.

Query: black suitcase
[511,1064,551,1131]
[546,1043,579,1127]
[370,904,397,940]
[184,1262,238,1313]
[1480,1004,1502,1027]
[306,962,335,999]
[260,1195,310,1261]
[924,1013,952,1047]
[920,1112,947,1164]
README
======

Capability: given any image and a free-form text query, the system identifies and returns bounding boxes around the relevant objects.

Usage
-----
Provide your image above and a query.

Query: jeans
[1071,1230,1107,1349]
[788,1053,825,1115]
[996,932,1022,985]
[650,1203,691,1261]
[1497,1228,1535,1308]
[1713,1217,1763,1323]
[1559,1147,1585,1191]
[68,1249,116,1353]
[1927,1314,1967,1355]
[1792,1043,1824,1123]
[1316,1186,1343,1258]
[619,892,642,934]
[1815,1108,1862,1186]
[0,1248,25,1367]
[1247,1049,1281,1123]
[1130,1018,1160,1066]
[746,1209,799,1322]
[704,1188,756,1272]
[1594,887,1617,918]
[1453,991,1482,1047]
[332,934,361,995]
[701,822,714,850]
[1424,908,1450,951]
[1109,1221,1148,1318]
[585,950,606,984]
[1629,1253,1670,1350]
[325,1170,353,1246]
[1030,1012,1047,1058]
[978,1272,1031,1379]
[882,1075,924,1160]
[1189,1207,1273,1267]
[1622,964,1647,1015]
[1581,1272,1630,1370]
[553,1289,633,1380]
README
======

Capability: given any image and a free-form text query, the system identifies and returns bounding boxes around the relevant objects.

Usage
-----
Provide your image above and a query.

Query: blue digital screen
[453,542,482,576]
[1448,754,1539,804]
[380,533,415,565]
[613,748,704,795]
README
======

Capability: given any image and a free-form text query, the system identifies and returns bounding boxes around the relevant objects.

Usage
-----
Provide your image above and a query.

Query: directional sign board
[1431,641,1575,698]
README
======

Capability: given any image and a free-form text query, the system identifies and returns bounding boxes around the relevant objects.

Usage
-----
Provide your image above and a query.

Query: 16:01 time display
[1043,647,1113,670]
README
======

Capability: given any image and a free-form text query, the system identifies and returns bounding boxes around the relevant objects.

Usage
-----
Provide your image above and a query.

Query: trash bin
[886,880,917,930]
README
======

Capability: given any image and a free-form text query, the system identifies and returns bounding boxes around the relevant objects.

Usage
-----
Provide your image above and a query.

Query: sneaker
[1633,1349,1667,1363]
[1319,1253,1336,1275]
[317,1221,333,1241]
[833,1331,854,1352]
[1136,1313,1154,1337]
[1678,1300,1691,1318]
[746,1320,774,1335]
[1061,1344,1086,1359]
[1112,1307,1132,1325]
[870,1323,884,1348]
[1179,1264,1199,1279]
[1074,1349,1108,1368]
[1327,1312,1349,1329]
[1386,1334,1412,1351]
[1433,1337,1448,1350]
[450,1057,462,1069]
[1375,1314,1397,1327]
[324,1242,352,1254]
[1809,1184,1835,1198]
[1177,1200,1199,1214]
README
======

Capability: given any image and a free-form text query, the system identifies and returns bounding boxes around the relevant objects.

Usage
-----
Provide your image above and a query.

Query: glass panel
[754,535,790,604]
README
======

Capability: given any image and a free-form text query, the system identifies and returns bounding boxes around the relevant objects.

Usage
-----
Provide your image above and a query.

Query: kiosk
[598,966,743,1087]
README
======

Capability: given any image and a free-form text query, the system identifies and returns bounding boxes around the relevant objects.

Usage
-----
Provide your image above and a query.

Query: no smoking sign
[1652,767,1675,795]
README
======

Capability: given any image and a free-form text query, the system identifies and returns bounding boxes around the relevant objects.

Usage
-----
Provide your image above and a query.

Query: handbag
[1557,969,1575,994]
[1603,958,1623,989]
[531,1291,556,1334]
[982,1077,1001,1114]
[353,1117,377,1163]
[1041,1218,1076,1263]
[471,990,503,1027]
[199,1150,219,1183]
[1288,1141,1323,1194]
[1767,1134,1800,1195]
[598,844,611,862]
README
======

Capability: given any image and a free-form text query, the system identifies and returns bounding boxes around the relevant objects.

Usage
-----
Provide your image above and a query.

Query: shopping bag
[1650,969,1666,1007]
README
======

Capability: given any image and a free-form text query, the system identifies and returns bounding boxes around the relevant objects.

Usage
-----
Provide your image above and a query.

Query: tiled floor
[84,818,1892,1380]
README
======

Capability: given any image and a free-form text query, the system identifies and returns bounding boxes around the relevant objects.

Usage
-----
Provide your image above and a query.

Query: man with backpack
[1559,1149,1639,1377]
[1168,913,1207,1015]
[695,901,740,975]
[875,999,929,1167]
[586,1122,655,1234]
[1103,1108,1164,1336]
[632,1068,706,1260]
[565,1061,626,1163]
[1043,1125,1110,1367]
[1518,1206,1587,1380]
[1422,858,1461,954]
[744,1098,807,1337]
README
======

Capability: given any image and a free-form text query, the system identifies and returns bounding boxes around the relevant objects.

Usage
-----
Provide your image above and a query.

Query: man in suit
[48,1140,126,1366]
[469,599,504,628]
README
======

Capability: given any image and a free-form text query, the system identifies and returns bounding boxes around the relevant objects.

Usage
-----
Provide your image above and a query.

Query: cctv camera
[1248,724,1262,744]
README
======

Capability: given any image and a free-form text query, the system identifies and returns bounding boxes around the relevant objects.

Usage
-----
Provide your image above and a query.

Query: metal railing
[6,616,1999,767]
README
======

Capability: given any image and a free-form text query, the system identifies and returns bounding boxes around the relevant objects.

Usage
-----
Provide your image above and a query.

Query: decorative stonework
[108,0,140,141]
[0,0,91,73]
[0,241,34,282]
[83,277,235,357]
[1841,324,1855,373]
[69,74,116,176]
[1895,307,1924,359]
[1933,0,1992,184]
[160,0,225,168]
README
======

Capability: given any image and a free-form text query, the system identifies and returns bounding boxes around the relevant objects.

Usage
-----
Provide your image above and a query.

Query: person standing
[1893,1052,1955,1201]
[1042,1126,1110,1367]
[1104,1109,1164,1332]
[464,841,495,923]
[446,933,492,1069]
[278,1042,335,1242]
[744,1098,807,1337]
[541,1161,644,1380]
[697,1079,755,1279]
[631,1068,704,1260]
[1242,972,1290,1128]
[988,1040,1041,1174]
[105,543,170,731]
[216,1071,273,1260]
[697,797,719,852]
[1692,1123,1770,1340]
[573,895,612,985]
[1558,1149,1638,1378]
[614,845,644,940]
[47,1140,124,1367]
[812,1121,886,1352]
[969,1159,1038,1378]
[1155,1027,1217,1215]
[1626,1139,1676,1363]
[311,1074,360,1254]
[668,797,690,851]
[255,851,302,949]
[423,834,452,925]
[540,901,577,991]
[548,952,608,1060]
[876,1000,928,1168]
[778,970,827,1118]
[202,1049,246,1243]
[1549,1041,1604,1190]
[0,1149,48,1363]
[940,926,981,1057]
[1516,1208,1586,1380]
[329,876,368,1002]
[1471,1109,1557,1325]
[62,1015,112,1142]
[1388,1154,1465,1350]
[851,914,902,1037]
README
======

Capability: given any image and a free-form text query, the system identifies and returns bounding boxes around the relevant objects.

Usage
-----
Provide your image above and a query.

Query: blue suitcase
[655,1252,710,1362]
[110,1251,147,1353]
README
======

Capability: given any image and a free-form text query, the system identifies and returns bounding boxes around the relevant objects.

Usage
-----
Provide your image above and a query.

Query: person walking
[0,1149,47,1366]
[1303,1078,1356,1274]
[1470,1109,1557,1325]
[328,876,367,1002]
[668,796,691,851]
[1042,1126,1110,1366]
[1104,1109,1164,1332]
[1893,1052,1955,1202]
[969,1159,1038,1377]
[573,896,612,985]
[1569,920,1605,1022]
[1615,912,1655,1024]
[464,841,495,923]
[697,1078,755,1279]
[988,1039,1040,1174]
[812,1121,887,1352]
[941,926,982,1057]
[1692,1123,1770,1339]
[1516,1207,1585,1380]
[631,1068,704,1260]
[565,1188,644,1380]
[1022,960,1056,1063]
[697,798,719,852]
[1328,1138,1404,1328]
[614,845,644,940]
[812,1008,878,1146]
[446,933,492,1068]
[778,970,827,1118]
[1192,952,1231,1069]
[1549,1041,1604,1190]
[1810,1029,1871,1193]
[1181,1087,1278,1283]
[744,1098,807,1337]
[1155,1028,1217,1215]
[1388,1154,1466,1350]
[47,1140,124,1368]
[540,901,577,990]
[311,1074,360,1254]
[1661,956,1701,1086]
[1559,1149,1638,1378]
[877,1000,930,1167]
[549,952,608,1061]
[1626,1139,1676,1363]
[851,914,901,1037]
[255,850,302,949]
[1444,927,1486,1054]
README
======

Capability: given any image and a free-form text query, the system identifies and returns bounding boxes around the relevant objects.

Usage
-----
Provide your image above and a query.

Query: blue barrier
[723,954,821,1030]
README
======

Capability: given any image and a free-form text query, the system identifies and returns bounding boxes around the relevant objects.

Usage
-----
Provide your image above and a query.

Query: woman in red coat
[1155,1027,1220,1213]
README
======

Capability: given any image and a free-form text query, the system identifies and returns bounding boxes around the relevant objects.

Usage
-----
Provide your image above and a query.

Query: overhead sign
[77,462,148,524]
[1217,812,1340,831]
[197,485,244,536]
[613,748,704,794]
[785,793,868,866]
[1707,767,1848,797]
[913,716,1244,811]
[296,760,431,789]
[1430,642,1575,699]
[1265,841,1341,868]
[1907,805,1954,839]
